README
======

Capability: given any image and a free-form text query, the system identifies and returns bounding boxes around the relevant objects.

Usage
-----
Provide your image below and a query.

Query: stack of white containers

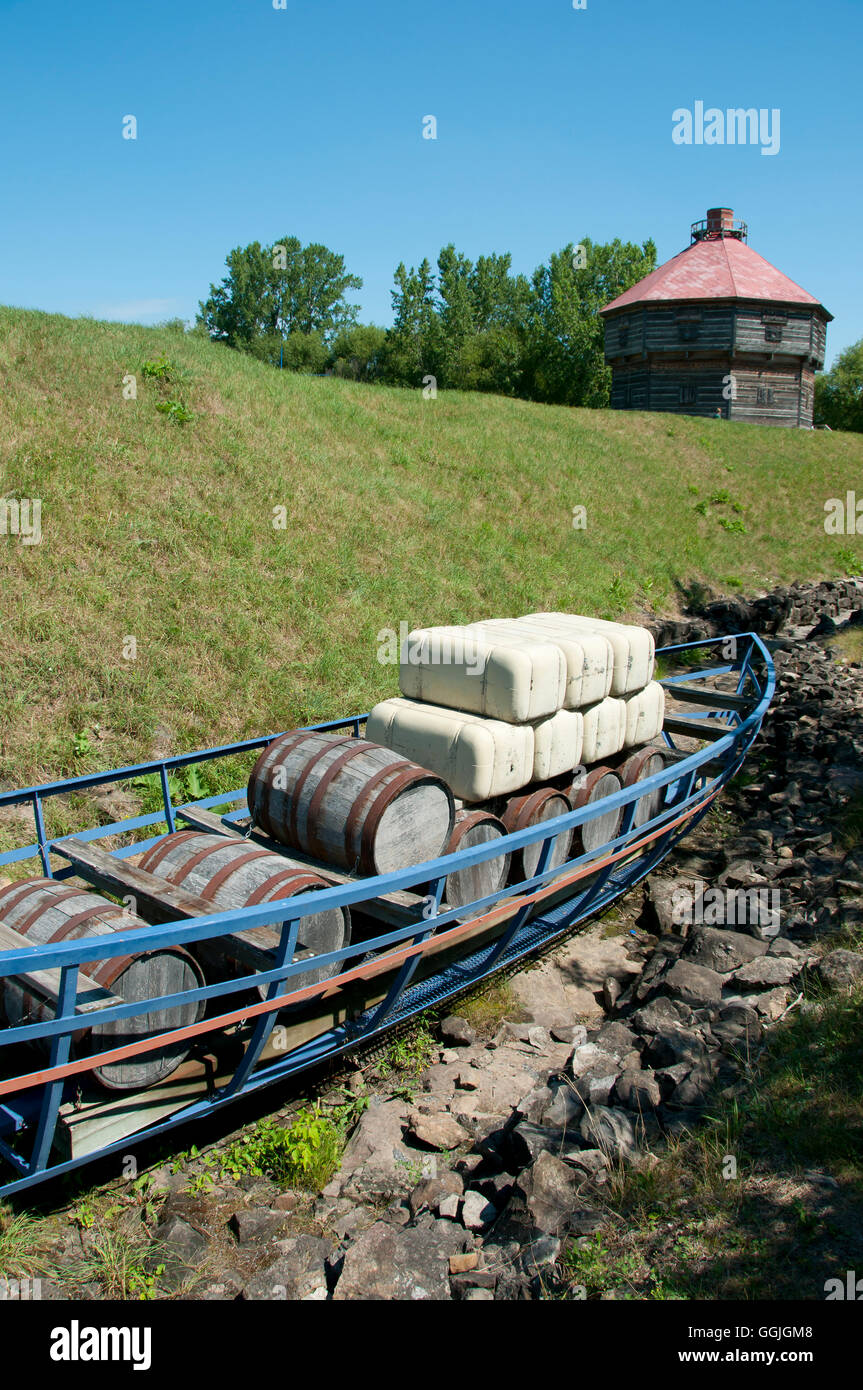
[366,612,664,804]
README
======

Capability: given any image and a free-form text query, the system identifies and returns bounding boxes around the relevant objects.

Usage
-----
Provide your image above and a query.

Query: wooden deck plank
[52,838,281,971]
[662,683,750,712]
[0,920,122,1015]
[662,715,737,743]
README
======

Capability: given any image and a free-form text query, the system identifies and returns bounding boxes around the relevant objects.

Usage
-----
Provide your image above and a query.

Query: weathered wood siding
[604,302,829,427]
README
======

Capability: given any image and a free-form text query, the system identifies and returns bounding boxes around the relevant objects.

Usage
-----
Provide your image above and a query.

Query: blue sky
[1,0,860,362]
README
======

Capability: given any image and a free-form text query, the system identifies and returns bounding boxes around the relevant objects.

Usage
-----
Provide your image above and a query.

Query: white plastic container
[580,696,628,763]
[398,625,566,724]
[530,708,584,782]
[517,613,655,695]
[621,681,666,747]
[366,696,535,802]
[469,618,613,710]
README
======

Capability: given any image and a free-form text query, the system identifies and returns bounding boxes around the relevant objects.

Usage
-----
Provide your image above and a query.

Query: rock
[731,956,799,990]
[461,1190,497,1230]
[462,1287,495,1300]
[644,1026,710,1070]
[440,1016,475,1047]
[667,1060,718,1108]
[333,1207,377,1242]
[516,1083,553,1124]
[449,1252,479,1274]
[572,1071,619,1108]
[602,976,622,1010]
[593,1022,640,1060]
[685,926,769,973]
[408,1170,464,1216]
[662,960,724,1007]
[508,1121,573,1169]
[407,1111,470,1151]
[629,996,694,1034]
[647,877,703,933]
[155,1215,208,1265]
[244,1236,331,1301]
[817,949,863,991]
[543,1079,587,1129]
[615,1068,661,1111]
[229,1209,284,1246]
[437,1193,462,1220]
[200,1274,244,1301]
[569,1043,620,1078]
[518,1151,597,1236]
[566,1148,610,1180]
[338,1097,416,1201]
[333,1222,455,1301]
[551,1022,587,1046]
[272,1192,299,1213]
[579,1106,637,1162]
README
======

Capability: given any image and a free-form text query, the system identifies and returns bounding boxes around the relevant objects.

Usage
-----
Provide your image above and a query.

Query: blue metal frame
[0,634,774,1198]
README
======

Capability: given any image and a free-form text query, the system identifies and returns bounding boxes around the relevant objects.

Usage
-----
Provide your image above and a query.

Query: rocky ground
[6,577,863,1302]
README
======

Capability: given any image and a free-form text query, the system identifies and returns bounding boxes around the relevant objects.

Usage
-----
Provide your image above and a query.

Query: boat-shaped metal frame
[0,632,774,1198]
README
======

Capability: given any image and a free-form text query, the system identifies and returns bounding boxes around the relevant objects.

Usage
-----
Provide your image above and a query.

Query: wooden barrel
[138,831,351,989]
[0,878,204,1091]
[441,811,510,915]
[247,731,455,876]
[501,788,573,884]
[569,767,623,856]
[619,748,667,829]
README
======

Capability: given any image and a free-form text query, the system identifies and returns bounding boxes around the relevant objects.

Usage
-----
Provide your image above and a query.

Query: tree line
[196,234,863,426]
[196,233,657,408]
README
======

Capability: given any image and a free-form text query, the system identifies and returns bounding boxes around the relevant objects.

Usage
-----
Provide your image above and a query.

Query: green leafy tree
[328,323,387,381]
[815,339,863,432]
[381,259,440,386]
[524,237,657,407]
[434,246,531,391]
[197,236,362,362]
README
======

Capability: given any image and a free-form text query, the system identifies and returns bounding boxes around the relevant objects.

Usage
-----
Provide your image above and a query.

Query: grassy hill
[1,304,862,798]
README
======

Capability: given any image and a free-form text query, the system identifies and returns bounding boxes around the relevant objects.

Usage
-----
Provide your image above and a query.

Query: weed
[380,1020,435,1079]
[0,1207,49,1279]
[218,1105,343,1192]
[155,399,194,424]
[141,355,176,382]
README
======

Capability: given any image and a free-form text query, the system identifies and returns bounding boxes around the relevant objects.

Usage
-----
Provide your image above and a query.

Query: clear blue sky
[1,0,860,361]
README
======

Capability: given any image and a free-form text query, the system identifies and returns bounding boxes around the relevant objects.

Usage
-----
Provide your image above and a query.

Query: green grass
[1,304,861,827]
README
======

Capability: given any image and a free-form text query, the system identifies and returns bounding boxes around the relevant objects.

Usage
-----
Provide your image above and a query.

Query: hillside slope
[1,305,861,792]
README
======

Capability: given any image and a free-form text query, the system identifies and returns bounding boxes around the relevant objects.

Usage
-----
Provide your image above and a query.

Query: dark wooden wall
[604,300,827,428]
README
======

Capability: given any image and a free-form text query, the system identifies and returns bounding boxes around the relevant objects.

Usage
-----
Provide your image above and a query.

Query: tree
[380,259,440,385]
[815,339,863,432]
[197,236,362,362]
[328,324,387,381]
[523,237,657,407]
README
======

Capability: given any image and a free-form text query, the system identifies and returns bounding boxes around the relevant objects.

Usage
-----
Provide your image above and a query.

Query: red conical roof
[601,234,830,317]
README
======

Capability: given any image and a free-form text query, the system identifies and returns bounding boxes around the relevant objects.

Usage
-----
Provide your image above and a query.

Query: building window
[680,382,697,405]
[764,324,783,343]
[756,386,775,405]
[676,309,702,343]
